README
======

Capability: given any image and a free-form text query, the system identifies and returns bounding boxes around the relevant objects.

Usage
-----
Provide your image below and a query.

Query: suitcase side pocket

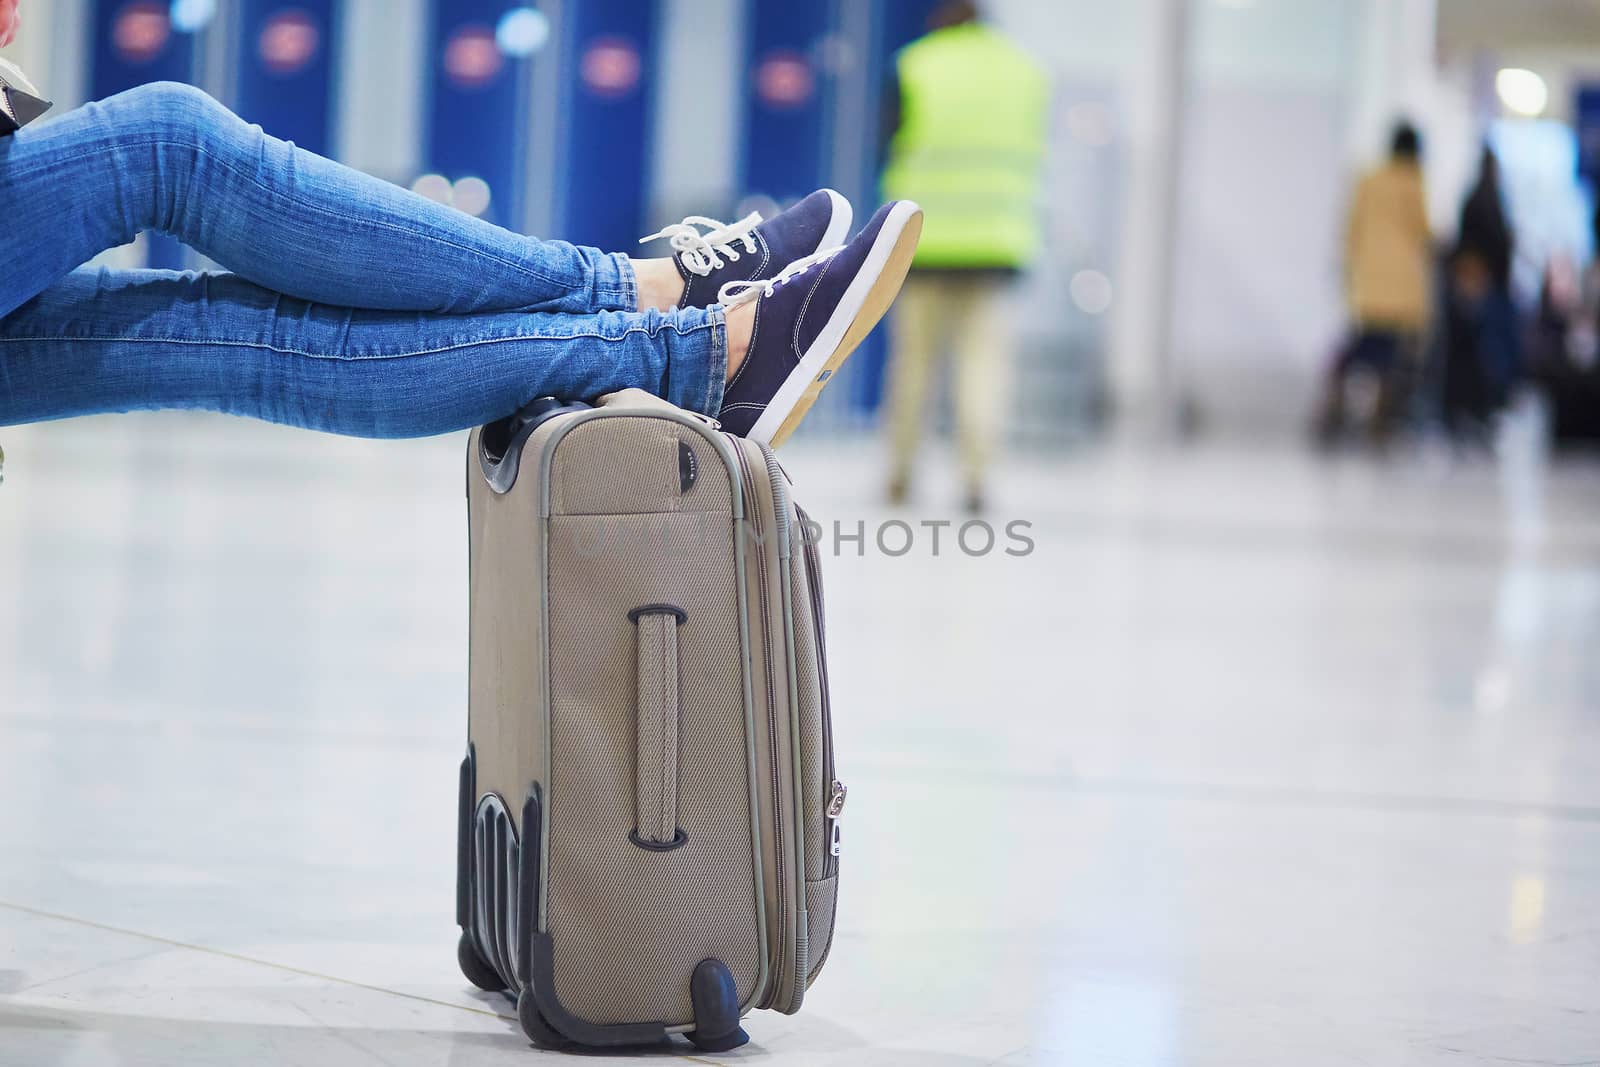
[803,874,839,987]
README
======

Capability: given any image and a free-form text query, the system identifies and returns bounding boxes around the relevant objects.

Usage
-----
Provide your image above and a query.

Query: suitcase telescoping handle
[628,603,689,852]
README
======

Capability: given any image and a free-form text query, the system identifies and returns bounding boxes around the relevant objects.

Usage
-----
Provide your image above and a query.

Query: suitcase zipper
[796,505,842,880]
[735,444,790,1007]
[756,442,816,1013]
[825,781,845,869]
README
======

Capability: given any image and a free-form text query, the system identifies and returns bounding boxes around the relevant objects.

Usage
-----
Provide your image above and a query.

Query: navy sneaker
[639,189,852,309]
[717,200,923,447]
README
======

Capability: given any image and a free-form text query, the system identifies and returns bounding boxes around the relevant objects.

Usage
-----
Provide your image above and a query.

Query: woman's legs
[0,82,637,321]
[0,269,725,438]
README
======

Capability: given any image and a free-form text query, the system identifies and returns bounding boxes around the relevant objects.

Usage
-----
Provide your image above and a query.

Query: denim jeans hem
[701,306,727,416]
[595,252,637,312]
[661,307,725,418]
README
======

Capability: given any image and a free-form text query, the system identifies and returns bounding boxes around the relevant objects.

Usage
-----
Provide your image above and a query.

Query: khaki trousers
[884,272,1011,490]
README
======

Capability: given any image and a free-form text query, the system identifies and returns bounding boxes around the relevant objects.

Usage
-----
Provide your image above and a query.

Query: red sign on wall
[113,1,171,64]
[755,50,814,109]
[581,36,641,99]
[444,25,504,89]
[259,9,320,76]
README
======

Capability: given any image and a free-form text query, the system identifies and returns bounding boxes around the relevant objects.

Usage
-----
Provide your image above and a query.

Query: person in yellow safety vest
[879,0,1048,513]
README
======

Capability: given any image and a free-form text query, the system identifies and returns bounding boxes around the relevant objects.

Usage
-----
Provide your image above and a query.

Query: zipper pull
[827,780,846,857]
[826,779,846,818]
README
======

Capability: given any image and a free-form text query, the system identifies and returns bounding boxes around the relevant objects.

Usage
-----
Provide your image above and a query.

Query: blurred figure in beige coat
[1315,121,1432,447]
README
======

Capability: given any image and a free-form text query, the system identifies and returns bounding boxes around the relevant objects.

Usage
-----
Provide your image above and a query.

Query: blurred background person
[878,0,1047,513]
[1435,145,1520,440]
[1458,146,1514,303]
[1315,121,1431,449]
[1528,205,1600,443]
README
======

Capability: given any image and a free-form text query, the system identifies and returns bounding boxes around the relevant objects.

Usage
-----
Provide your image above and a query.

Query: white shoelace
[716,246,843,307]
[638,212,763,276]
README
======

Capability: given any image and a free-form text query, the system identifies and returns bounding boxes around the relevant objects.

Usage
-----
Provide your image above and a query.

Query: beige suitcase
[456,391,843,1052]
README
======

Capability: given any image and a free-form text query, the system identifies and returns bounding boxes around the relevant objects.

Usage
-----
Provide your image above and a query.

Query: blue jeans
[0,82,725,437]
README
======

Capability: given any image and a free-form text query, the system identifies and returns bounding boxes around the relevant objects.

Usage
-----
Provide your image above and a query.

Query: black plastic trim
[628,827,689,852]
[478,398,591,494]
[473,794,518,987]
[627,603,687,625]
[456,746,474,927]
[517,987,571,1050]
[526,930,669,1047]
[513,777,671,1046]
[516,785,540,986]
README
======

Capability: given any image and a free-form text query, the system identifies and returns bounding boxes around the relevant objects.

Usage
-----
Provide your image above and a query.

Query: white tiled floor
[2,412,1598,1064]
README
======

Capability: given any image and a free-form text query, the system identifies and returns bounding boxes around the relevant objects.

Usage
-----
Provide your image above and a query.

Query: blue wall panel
[233,0,337,156]
[734,1,945,422]
[844,0,943,417]
[554,0,661,255]
[90,0,196,99]
[90,0,201,269]
[423,0,531,230]
[738,3,832,206]
[1578,84,1600,188]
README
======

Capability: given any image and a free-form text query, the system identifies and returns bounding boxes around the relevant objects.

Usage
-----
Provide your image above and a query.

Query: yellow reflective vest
[881,24,1048,269]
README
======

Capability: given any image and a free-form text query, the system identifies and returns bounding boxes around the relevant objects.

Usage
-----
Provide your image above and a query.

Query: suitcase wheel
[456,931,506,993]
[517,987,572,1050]
[686,958,750,1052]
[687,1026,750,1054]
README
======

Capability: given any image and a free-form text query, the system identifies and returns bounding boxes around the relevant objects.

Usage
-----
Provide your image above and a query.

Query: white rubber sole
[748,200,924,448]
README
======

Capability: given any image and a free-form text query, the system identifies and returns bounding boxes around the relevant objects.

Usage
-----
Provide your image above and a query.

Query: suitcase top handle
[477,398,592,494]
